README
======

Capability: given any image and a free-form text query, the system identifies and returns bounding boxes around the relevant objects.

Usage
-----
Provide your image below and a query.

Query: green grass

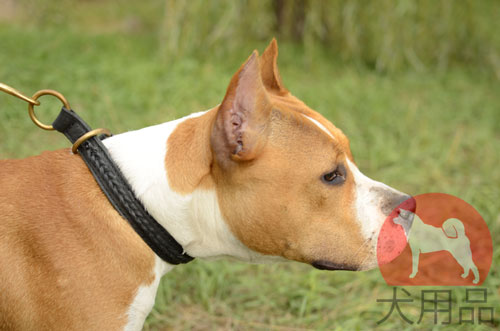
[1,2,499,330]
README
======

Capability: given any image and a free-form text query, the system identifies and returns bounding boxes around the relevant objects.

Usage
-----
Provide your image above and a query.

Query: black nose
[381,192,415,215]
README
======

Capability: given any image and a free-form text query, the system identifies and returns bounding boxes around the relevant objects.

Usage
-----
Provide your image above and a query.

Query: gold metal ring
[0,82,41,106]
[28,89,71,131]
[72,128,111,154]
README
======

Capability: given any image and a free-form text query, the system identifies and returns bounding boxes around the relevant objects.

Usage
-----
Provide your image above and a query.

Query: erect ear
[211,51,272,166]
[260,38,287,94]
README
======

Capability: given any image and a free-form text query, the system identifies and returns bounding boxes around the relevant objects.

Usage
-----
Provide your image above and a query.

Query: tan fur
[166,108,217,193]
[212,110,366,264]
[0,150,156,330]
[260,38,287,95]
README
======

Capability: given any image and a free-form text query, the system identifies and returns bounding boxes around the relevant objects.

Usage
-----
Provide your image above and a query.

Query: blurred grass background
[0,0,499,330]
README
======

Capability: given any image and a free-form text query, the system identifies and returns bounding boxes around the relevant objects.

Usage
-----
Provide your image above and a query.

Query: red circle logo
[377,193,492,286]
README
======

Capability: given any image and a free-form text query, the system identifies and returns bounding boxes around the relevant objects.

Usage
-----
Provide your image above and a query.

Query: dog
[393,209,479,283]
[0,39,413,330]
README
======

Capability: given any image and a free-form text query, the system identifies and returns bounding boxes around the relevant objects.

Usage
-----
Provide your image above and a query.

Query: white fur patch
[346,158,397,241]
[302,114,335,140]
[124,256,172,331]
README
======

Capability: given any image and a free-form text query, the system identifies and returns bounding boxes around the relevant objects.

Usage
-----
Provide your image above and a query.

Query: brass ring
[28,89,71,131]
[72,128,111,154]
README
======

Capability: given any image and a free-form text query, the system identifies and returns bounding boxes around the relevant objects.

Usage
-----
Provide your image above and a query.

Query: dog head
[209,40,413,271]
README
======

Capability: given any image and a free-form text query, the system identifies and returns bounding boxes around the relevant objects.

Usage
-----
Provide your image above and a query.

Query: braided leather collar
[52,107,194,265]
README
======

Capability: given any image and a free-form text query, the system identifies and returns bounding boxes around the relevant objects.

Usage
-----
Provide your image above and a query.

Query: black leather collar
[52,107,194,265]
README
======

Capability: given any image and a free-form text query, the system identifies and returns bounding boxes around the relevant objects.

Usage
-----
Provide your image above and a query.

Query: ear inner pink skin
[212,51,272,166]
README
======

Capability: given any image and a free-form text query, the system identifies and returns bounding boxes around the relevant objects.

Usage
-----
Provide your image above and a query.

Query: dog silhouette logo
[393,210,479,284]
[377,193,492,286]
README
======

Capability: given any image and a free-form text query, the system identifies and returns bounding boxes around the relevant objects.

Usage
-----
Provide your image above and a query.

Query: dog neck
[102,110,279,268]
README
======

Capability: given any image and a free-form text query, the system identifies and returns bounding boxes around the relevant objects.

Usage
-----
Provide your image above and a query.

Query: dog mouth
[311,260,358,271]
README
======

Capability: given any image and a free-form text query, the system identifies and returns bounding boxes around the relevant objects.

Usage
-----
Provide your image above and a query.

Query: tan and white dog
[0,40,412,330]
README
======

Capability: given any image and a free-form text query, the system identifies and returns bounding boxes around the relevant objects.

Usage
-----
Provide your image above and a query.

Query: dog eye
[323,171,339,182]
[322,165,346,185]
